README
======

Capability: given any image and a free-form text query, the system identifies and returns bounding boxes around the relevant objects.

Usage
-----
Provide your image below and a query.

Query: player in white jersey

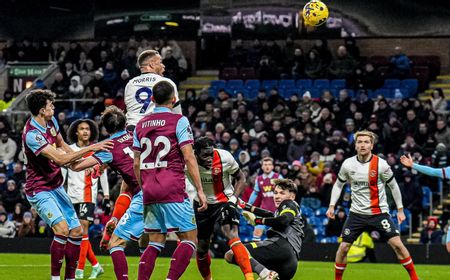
[327,130,419,280]
[124,49,182,130]
[188,137,254,280]
[63,119,109,279]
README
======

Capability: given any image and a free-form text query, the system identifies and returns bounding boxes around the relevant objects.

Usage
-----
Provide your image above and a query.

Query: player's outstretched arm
[69,156,99,172]
[181,144,207,211]
[40,140,113,166]
[401,154,447,179]
[239,200,274,218]
[327,173,347,219]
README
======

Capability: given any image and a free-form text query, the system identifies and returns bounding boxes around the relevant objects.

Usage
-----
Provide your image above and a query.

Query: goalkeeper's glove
[242,211,257,226]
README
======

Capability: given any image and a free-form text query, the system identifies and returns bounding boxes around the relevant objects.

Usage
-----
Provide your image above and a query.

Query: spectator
[112,69,130,97]
[361,63,382,90]
[398,171,423,230]
[287,131,308,163]
[306,151,324,176]
[389,46,411,79]
[290,48,306,79]
[68,75,84,98]
[328,46,357,79]
[50,72,68,99]
[435,119,450,148]
[420,217,444,244]
[0,210,15,238]
[311,39,332,66]
[304,50,324,79]
[297,165,317,195]
[430,88,447,115]
[258,55,280,80]
[270,133,289,163]
[0,90,15,111]
[0,132,17,165]
[10,162,26,187]
[229,138,242,161]
[326,207,347,237]
[17,211,35,238]
[88,216,104,240]
[80,59,96,86]
[403,109,420,135]
[61,61,79,83]
[228,39,248,67]
[121,47,139,78]
[162,47,180,85]
[238,150,250,169]
[102,61,118,92]
[2,180,22,213]
[0,173,7,192]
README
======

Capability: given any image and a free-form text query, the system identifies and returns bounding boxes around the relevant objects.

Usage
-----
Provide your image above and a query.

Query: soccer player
[22,89,113,280]
[189,136,253,280]
[248,157,283,241]
[69,106,144,280]
[124,49,181,131]
[327,130,419,280]
[99,49,183,246]
[133,81,207,280]
[63,119,108,279]
[225,178,304,280]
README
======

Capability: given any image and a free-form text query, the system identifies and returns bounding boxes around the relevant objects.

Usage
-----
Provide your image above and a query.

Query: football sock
[112,193,132,220]
[196,252,212,279]
[335,263,346,280]
[249,258,268,277]
[166,240,196,280]
[110,247,129,280]
[138,242,164,280]
[86,239,99,266]
[228,238,253,280]
[77,235,89,270]
[51,234,67,277]
[65,236,82,279]
[400,256,419,280]
[139,247,146,255]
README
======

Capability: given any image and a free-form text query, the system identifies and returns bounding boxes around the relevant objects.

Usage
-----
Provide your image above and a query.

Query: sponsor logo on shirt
[50,127,57,137]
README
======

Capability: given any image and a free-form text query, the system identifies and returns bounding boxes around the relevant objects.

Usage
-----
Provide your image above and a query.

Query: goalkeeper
[226,179,304,280]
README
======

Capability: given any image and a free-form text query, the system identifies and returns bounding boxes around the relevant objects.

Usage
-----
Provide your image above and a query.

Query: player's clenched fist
[326,206,335,220]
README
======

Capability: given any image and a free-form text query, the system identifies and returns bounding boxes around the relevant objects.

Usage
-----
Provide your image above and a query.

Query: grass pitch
[0,253,448,279]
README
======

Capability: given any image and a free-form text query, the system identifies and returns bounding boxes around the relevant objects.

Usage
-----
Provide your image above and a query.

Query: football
[302,0,329,26]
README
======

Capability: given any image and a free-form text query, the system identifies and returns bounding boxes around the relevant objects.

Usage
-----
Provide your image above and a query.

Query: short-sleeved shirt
[133,107,193,204]
[187,148,239,205]
[337,155,395,215]
[93,130,140,196]
[124,73,181,127]
[22,116,63,196]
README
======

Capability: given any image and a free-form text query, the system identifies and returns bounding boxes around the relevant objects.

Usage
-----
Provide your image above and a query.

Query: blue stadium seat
[383,79,401,89]
[313,226,326,236]
[301,205,314,217]
[315,207,328,217]
[373,88,390,99]
[331,79,346,89]
[302,197,321,210]
[210,80,226,89]
[390,209,411,234]
[314,79,330,89]
[401,79,419,96]
[346,89,355,98]
[297,79,313,88]
[208,88,219,98]
[279,79,295,89]
[226,79,244,89]
[245,90,259,100]
[245,79,260,91]
[422,186,432,210]
[262,80,278,90]
[285,88,302,99]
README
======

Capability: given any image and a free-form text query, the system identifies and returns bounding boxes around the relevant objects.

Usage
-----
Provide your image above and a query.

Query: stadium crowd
[0,37,449,246]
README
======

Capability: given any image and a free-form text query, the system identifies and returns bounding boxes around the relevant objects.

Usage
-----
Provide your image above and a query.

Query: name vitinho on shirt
[141,119,166,128]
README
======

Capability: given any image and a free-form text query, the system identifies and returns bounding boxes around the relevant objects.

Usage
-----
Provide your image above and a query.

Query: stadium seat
[297,79,313,88]
[262,80,278,90]
[401,79,419,96]
[315,207,328,217]
[279,79,296,89]
[239,67,256,80]
[226,79,244,89]
[372,88,390,99]
[210,80,226,90]
[331,79,346,89]
[390,209,411,234]
[383,79,401,89]
[245,79,260,91]
[422,186,432,212]
[314,79,330,89]
[245,90,259,100]
[302,197,321,210]
[301,205,314,217]
[303,88,321,99]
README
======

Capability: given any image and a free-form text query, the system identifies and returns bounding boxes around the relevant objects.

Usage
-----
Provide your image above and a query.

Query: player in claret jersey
[248,157,283,241]
[133,81,207,280]
[189,136,253,280]
[64,119,109,279]
[22,90,113,280]
[69,106,144,280]
[226,179,304,280]
[327,130,419,280]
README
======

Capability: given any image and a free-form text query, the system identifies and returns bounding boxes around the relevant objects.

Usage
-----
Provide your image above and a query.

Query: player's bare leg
[65,225,83,280]
[108,233,128,280]
[138,233,166,280]
[222,224,254,280]
[388,236,419,280]
[196,239,212,280]
[334,242,351,280]
[138,233,149,255]
[165,230,198,280]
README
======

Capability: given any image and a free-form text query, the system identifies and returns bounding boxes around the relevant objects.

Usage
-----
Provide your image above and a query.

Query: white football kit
[330,155,403,215]
[124,72,181,127]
